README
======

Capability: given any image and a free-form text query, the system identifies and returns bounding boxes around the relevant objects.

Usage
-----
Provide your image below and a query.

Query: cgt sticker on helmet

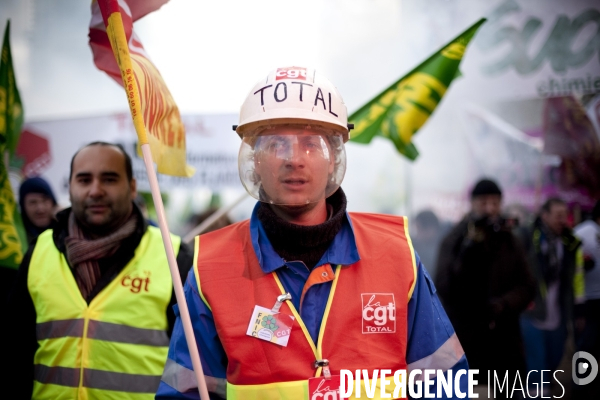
[361,293,396,334]
[275,66,307,80]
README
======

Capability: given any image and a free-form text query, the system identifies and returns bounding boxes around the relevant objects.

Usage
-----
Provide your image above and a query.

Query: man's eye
[303,139,321,150]
[268,139,286,150]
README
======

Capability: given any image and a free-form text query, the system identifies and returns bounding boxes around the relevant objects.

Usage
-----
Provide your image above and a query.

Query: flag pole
[103,10,210,400]
[141,145,210,400]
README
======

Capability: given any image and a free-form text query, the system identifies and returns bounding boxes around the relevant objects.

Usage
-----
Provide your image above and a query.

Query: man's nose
[283,143,306,167]
[89,180,105,197]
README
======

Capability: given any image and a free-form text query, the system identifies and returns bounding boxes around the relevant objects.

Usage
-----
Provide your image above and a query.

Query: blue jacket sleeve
[406,252,470,399]
[156,269,227,399]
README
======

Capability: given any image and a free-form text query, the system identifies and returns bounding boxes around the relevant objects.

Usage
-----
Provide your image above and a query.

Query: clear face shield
[238,124,346,206]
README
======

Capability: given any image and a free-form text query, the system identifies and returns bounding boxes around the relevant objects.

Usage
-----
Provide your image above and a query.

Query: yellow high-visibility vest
[28,226,179,400]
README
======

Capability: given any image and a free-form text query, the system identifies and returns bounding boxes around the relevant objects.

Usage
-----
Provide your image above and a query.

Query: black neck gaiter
[257,188,347,270]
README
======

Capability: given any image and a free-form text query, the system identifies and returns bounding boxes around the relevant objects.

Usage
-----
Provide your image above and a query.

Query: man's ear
[130,178,137,200]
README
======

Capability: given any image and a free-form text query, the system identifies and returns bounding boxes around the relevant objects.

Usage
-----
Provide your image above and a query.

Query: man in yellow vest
[157,67,469,399]
[3,142,193,400]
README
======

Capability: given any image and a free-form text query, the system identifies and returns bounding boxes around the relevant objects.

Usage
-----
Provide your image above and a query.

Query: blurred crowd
[413,178,600,399]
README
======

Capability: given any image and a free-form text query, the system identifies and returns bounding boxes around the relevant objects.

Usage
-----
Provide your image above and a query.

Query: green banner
[1,20,26,270]
[349,18,486,160]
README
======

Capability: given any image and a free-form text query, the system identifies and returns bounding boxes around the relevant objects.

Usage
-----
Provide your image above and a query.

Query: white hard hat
[236,67,349,142]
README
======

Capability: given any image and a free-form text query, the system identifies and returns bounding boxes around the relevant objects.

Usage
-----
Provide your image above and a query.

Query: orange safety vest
[194,212,417,399]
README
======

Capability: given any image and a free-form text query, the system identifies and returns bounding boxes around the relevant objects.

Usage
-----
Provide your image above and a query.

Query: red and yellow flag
[89,0,194,177]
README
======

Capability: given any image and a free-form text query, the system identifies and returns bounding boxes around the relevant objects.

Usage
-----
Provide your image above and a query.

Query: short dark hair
[415,210,440,230]
[541,197,565,214]
[69,142,133,181]
[471,178,502,199]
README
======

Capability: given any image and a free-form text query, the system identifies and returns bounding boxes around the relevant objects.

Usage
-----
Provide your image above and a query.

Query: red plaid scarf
[65,211,137,299]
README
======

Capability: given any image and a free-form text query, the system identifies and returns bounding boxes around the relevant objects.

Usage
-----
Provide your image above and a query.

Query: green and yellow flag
[0,20,26,269]
[349,18,486,160]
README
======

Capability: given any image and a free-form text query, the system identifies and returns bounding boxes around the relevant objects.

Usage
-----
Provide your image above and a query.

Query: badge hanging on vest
[246,293,295,346]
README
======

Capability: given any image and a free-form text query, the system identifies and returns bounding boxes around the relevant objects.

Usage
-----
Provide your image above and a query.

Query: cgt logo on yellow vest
[121,270,151,293]
[362,293,396,333]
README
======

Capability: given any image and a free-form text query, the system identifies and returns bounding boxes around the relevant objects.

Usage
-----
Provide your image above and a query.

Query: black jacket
[1,205,193,399]
[435,214,535,378]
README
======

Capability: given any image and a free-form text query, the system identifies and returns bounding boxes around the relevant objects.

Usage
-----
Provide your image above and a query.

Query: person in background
[411,209,443,277]
[521,197,585,397]
[2,142,193,399]
[19,176,58,244]
[184,207,233,237]
[1,177,58,309]
[134,193,158,227]
[572,200,599,399]
[504,202,534,247]
[435,178,535,397]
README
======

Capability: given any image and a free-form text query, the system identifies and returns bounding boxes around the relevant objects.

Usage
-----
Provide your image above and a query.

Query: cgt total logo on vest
[361,293,396,334]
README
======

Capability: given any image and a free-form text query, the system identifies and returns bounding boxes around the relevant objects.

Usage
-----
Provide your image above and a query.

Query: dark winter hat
[19,176,57,207]
[471,178,502,199]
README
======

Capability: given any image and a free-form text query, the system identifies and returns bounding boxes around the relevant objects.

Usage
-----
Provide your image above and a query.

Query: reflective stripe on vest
[28,227,179,400]
[34,365,162,393]
[195,212,417,399]
[160,358,227,398]
[36,319,169,346]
